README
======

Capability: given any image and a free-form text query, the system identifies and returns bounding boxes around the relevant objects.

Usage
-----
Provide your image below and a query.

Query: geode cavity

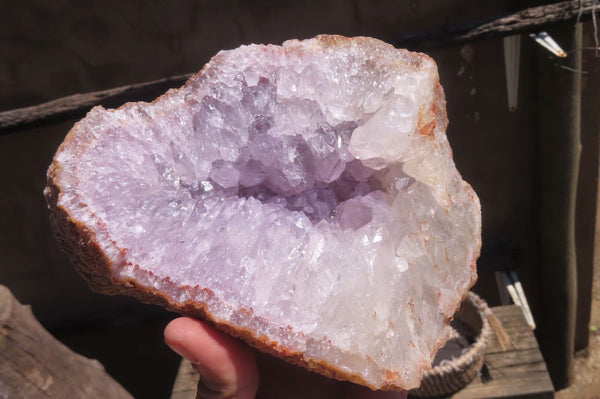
[45,35,481,390]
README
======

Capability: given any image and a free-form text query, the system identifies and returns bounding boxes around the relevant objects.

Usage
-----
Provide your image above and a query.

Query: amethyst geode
[45,35,481,390]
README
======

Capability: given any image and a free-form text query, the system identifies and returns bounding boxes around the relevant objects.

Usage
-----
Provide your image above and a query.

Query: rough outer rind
[45,35,481,391]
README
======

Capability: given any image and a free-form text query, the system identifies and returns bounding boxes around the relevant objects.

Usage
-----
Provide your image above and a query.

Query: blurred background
[1,0,599,397]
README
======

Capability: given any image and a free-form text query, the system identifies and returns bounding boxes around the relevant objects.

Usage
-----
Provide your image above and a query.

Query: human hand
[165,317,408,399]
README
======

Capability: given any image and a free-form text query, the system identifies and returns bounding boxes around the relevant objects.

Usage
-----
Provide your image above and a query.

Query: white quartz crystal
[48,36,481,390]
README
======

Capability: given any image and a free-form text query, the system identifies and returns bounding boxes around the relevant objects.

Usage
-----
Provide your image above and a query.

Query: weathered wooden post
[0,285,133,398]
[536,22,582,390]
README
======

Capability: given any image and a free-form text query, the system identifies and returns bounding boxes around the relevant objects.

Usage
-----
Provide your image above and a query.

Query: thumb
[165,317,259,399]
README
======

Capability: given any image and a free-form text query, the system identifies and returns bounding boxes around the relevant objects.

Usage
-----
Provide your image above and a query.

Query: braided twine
[410,292,492,398]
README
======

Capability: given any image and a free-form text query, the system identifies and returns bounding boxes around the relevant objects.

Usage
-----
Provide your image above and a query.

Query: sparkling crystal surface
[48,36,481,390]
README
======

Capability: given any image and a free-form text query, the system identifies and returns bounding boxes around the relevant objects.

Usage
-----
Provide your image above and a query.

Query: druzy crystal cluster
[46,36,481,390]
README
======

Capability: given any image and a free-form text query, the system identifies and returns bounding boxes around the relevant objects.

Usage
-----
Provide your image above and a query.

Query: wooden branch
[1,0,598,133]
[0,74,191,133]
[0,285,133,399]
[394,0,600,48]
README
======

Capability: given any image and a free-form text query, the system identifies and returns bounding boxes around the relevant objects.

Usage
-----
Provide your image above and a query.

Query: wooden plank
[535,22,582,390]
[574,20,600,352]
[485,306,540,352]
[451,305,554,399]
[454,372,554,399]
[483,348,545,369]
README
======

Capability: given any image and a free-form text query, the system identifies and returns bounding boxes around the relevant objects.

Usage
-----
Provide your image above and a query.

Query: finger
[164,317,259,399]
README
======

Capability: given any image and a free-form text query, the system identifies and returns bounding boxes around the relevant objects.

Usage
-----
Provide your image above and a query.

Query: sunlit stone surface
[46,35,481,390]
